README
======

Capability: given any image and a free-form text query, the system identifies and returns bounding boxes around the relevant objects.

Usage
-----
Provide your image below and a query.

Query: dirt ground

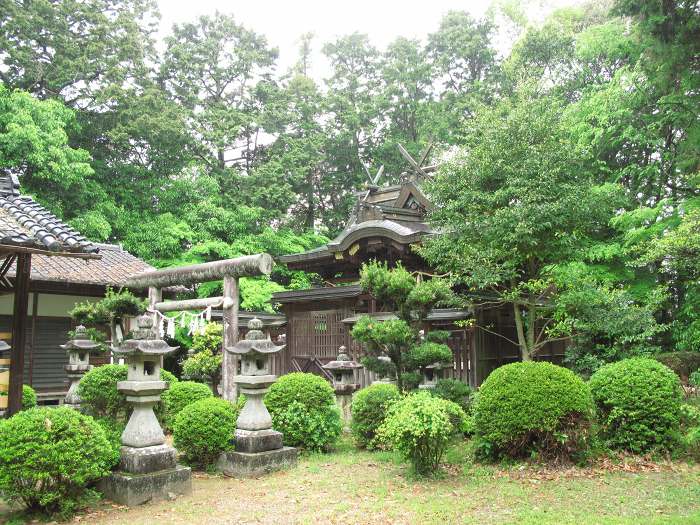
[3,442,700,525]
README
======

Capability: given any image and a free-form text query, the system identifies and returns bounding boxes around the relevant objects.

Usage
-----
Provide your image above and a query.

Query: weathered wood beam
[8,253,31,416]
[124,254,273,289]
[222,276,239,401]
[154,296,234,313]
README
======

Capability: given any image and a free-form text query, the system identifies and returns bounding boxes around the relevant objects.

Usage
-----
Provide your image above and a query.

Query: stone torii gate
[124,254,273,400]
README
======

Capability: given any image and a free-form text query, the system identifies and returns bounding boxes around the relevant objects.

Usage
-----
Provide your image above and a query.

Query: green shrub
[684,426,700,461]
[432,379,474,413]
[78,364,128,419]
[181,349,222,383]
[351,383,400,449]
[690,370,700,387]
[655,351,700,382]
[378,391,466,475]
[474,362,594,461]
[0,407,113,518]
[680,404,700,430]
[21,384,36,410]
[273,400,343,451]
[93,417,124,467]
[154,369,178,424]
[266,372,342,450]
[161,380,213,430]
[79,365,177,421]
[173,397,243,468]
[265,372,336,410]
[589,357,682,453]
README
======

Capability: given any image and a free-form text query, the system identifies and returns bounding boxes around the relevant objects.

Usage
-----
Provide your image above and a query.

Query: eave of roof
[341,308,472,324]
[272,284,363,303]
[278,219,433,265]
[0,194,99,256]
[6,243,156,287]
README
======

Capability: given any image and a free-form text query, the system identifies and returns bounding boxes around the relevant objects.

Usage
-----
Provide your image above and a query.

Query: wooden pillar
[29,291,38,386]
[222,276,239,401]
[8,253,31,416]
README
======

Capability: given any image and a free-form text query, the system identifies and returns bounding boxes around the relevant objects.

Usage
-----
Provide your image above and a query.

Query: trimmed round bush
[265,372,342,450]
[351,383,400,449]
[275,400,343,451]
[22,384,37,409]
[79,364,178,421]
[161,380,213,430]
[589,357,682,453]
[378,391,466,475]
[474,362,594,460]
[432,378,474,413]
[173,396,243,468]
[0,407,114,518]
[78,364,128,419]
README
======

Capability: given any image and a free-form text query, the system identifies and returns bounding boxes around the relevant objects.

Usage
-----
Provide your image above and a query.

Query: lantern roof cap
[112,315,178,356]
[61,325,101,352]
[226,318,285,355]
[322,345,362,371]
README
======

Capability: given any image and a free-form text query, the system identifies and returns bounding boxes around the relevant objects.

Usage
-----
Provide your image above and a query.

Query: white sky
[156,0,582,80]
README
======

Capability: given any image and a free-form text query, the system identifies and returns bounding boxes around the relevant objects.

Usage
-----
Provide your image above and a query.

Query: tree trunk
[512,303,531,361]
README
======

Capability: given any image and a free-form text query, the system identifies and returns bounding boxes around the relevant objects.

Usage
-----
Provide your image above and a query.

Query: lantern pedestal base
[234,428,283,453]
[99,465,192,506]
[217,446,297,478]
[119,444,177,474]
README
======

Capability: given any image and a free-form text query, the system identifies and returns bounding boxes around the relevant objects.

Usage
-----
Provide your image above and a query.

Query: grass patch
[2,436,699,524]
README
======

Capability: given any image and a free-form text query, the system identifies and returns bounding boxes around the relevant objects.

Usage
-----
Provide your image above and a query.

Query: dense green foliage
[161,381,213,431]
[21,385,36,410]
[173,397,243,468]
[265,372,342,450]
[431,379,474,414]
[79,364,176,422]
[378,391,466,475]
[350,383,401,449]
[589,358,682,453]
[2,0,698,367]
[351,262,454,391]
[181,323,223,389]
[473,362,594,460]
[0,407,113,518]
[78,364,129,419]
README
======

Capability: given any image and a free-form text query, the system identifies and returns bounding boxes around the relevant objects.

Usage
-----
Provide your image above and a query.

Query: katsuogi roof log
[124,253,273,288]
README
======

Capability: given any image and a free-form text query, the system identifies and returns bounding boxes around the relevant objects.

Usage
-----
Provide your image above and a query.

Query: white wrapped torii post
[124,254,273,401]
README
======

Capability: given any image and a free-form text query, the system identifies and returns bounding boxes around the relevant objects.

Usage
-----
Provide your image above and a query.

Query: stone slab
[234,428,283,453]
[119,444,177,474]
[217,447,298,478]
[99,465,192,506]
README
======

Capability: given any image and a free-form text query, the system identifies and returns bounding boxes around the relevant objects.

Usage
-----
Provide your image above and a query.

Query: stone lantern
[419,362,444,390]
[217,318,298,478]
[100,315,191,506]
[60,325,100,409]
[323,345,362,425]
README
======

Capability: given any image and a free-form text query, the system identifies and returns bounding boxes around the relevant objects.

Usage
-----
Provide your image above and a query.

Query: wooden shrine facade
[273,159,565,387]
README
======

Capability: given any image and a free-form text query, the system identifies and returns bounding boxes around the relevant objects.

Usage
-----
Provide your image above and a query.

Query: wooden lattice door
[290,309,349,378]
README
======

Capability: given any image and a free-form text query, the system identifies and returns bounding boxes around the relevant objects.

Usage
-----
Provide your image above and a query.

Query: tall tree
[160,13,278,189]
[421,92,621,360]
[0,0,158,107]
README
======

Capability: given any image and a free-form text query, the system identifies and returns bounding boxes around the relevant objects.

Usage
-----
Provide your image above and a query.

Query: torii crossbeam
[125,253,273,401]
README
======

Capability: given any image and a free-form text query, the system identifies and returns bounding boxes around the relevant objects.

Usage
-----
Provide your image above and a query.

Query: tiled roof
[0,175,98,255]
[7,243,154,287]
